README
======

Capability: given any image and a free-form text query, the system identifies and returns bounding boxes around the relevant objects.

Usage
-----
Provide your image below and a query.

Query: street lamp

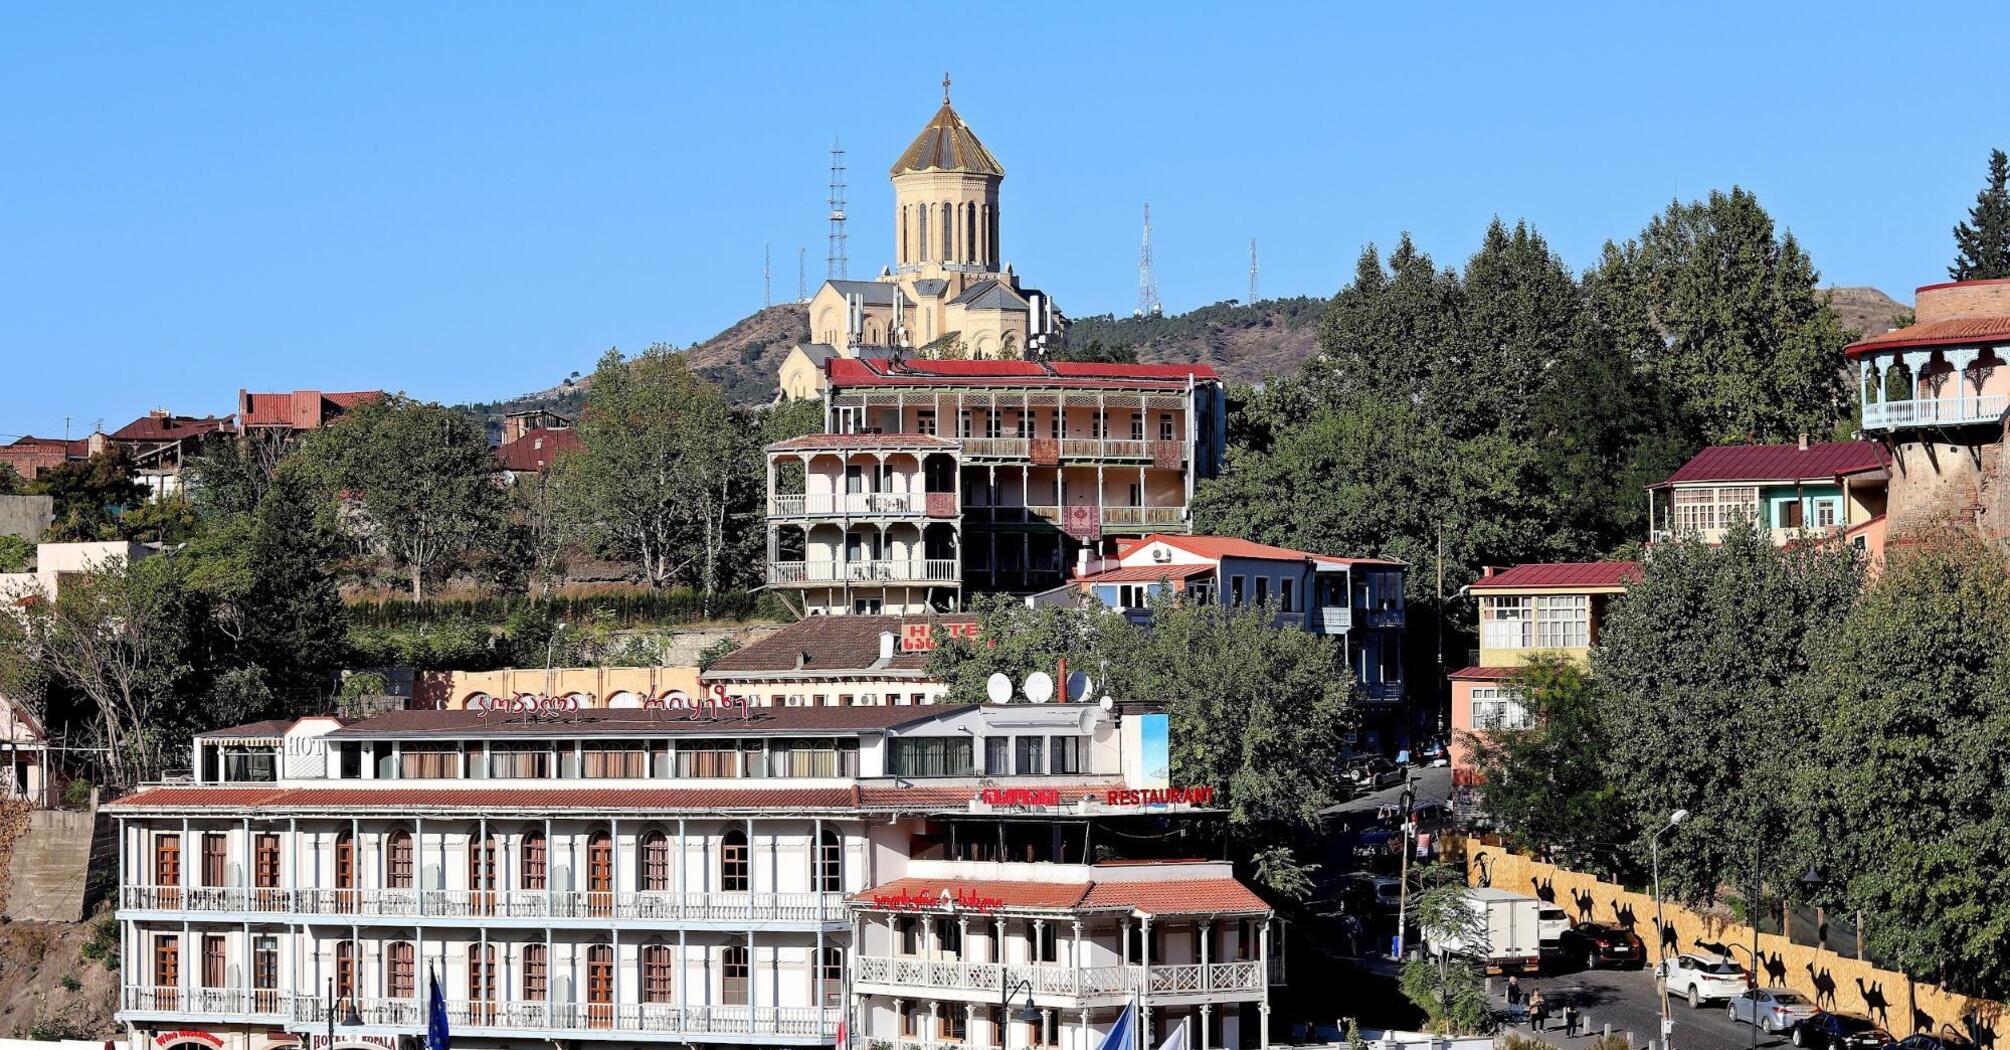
[1652,809,1689,1050]
[1000,973,1040,1050]
[326,976,363,1048]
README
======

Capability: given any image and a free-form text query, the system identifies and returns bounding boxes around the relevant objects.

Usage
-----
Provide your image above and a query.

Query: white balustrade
[852,956,1256,999]
[121,885,845,923]
[767,560,960,586]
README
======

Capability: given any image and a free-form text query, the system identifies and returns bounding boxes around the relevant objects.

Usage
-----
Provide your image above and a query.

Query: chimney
[1482,566,1498,578]
[1798,432,1810,451]
[878,631,897,662]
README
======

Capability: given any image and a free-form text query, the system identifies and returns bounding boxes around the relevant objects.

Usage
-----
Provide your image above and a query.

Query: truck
[1423,887,1544,974]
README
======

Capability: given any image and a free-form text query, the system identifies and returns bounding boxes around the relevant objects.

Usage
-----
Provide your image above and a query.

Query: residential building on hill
[107,701,1274,1050]
[103,411,233,497]
[236,389,383,435]
[779,83,1065,401]
[1647,439,1889,556]
[495,425,581,480]
[764,358,1225,615]
[0,435,90,480]
[1053,534,1411,749]
[1448,562,1638,783]
[1847,277,2010,541]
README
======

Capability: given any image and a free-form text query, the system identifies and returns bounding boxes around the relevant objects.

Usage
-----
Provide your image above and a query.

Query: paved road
[1502,966,1794,1050]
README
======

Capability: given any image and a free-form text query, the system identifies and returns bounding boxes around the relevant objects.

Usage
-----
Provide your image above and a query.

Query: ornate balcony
[1861,394,2008,430]
[852,956,1264,1005]
[769,493,953,518]
[766,559,961,587]
[119,885,848,926]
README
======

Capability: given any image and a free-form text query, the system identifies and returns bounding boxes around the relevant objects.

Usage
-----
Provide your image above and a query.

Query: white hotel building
[109,701,1274,1050]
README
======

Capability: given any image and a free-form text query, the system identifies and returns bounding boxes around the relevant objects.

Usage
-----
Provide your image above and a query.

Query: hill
[1826,285,1909,340]
[1067,296,1329,386]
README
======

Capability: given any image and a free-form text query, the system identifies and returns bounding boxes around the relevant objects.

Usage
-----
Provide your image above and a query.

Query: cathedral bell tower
[891,74,1003,276]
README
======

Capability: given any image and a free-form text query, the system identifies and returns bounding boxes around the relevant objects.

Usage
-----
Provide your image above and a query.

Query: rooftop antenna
[1249,238,1259,305]
[1135,203,1162,318]
[798,246,806,302]
[764,243,772,308]
[827,137,849,280]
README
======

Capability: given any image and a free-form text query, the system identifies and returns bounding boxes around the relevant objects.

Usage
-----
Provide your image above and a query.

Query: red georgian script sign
[900,621,981,652]
[1105,786,1216,806]
[980,787,1061,807]
[869,887,1006,912]
[156,1033,226,1049]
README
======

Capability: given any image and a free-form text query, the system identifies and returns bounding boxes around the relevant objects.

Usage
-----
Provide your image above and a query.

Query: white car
[1659,953,1749,1008]
[1728,988,1820,1032]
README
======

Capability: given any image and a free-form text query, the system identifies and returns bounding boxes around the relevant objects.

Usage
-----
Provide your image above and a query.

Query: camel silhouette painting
[1571,887,1596,924]
[1910,1005,1935,1037]
[1659,922,1678,958]
[1963,1011,1997,1050]
[1761,951,1788,988]
[1531,875,1555,904]
[1805,964,1838,1010]
[1694,936,1737,958]
[1610,900,1639,933]
[1472,853,1493,888]
[1855,978,1891,1030]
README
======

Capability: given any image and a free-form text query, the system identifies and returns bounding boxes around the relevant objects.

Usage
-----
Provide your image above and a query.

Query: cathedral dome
[889,89,1003,179]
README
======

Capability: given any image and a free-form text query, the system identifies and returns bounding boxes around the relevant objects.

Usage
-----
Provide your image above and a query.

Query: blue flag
[427,966,451,1050]
[1094,997,1138,1050]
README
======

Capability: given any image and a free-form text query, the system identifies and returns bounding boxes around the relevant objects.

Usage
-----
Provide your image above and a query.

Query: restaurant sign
[869,886,1007,912]
[156,1033,225,1050]
[1104,786,1216,807]
[979,787,1061,807]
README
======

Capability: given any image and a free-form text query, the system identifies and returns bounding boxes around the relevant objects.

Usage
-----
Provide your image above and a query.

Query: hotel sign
[869,886,1007,912]
[900,622,981,652]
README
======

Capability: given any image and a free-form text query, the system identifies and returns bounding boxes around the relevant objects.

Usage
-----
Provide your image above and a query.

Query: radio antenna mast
[1135,203,1162,318]
[798,246,806,302]
[827,137,849,280]
[763,243,772,308]
[1248,238,1259,305]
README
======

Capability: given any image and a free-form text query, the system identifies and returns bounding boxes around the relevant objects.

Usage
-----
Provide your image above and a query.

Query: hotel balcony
[1860,394,2008,431]
[958,437,1187,465]
[852,956,1265,1007]
[766,559,960,587]
[119,886,849,928]
[121,988,838,1045]
[768,492,959,519]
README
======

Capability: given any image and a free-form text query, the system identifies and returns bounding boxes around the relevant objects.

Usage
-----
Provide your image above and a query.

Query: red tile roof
[1449,666,1527,682]
[1081,878,1269,916]
[1654,441,1888,487]
[766,433,960,453]
[1468,562,1640,591]
[7,435,91,456]
[853,784,1113,810]
[328,705,972,738]
[1075,565,1215,584]
[1124,534,1404,568]
[494,427,581,473]
[1845,316,2010,357]
[239,390,382,428]
[195,719,300,739]
[704,615,979,676]
[854,875,1269,916]
[107,413,230,443]
[107,784,862,814]
[829,357,1217,391]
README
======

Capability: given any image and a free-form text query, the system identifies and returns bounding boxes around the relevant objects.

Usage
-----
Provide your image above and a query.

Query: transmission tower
[798,247,806,301]
[826,137,849,280]
[764,243,771,308]
[1248,238,1259,305]
[1135,203,1162,318]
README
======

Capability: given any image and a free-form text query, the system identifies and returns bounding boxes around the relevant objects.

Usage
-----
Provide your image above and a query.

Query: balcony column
[747,816,757,920]
[767,456,778,515]
[1948,349,1982,402]
[958,916,970,962]
[921,914,934,959]
[929,999,941,1050]
[1199,1005,1213,1050]
[1902,350,1935,400]
[1139,916,1153,1046]
[994,916,1007,964]
[893,997,906,1045]
[1071,920,1083,996]
[1259,1003,1270,1050]
[1041,1008,1055,1050]
[1257,920,1270,1050]
[966,1003,978,1050]
[1079,1009,1091,1050]
[1200,920,1211,991]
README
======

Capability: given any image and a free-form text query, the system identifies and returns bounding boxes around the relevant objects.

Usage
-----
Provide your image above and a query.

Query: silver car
[1729,989,1821,1032]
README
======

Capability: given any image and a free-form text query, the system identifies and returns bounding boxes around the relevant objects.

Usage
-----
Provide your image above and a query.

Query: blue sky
[4,3,2008,438]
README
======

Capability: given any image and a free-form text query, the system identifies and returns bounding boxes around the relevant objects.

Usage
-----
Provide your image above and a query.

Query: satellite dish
[986,673,1013,704]
[1024,671,1054,704]
[1066,672,1093,702]
[1099,696,1115,712]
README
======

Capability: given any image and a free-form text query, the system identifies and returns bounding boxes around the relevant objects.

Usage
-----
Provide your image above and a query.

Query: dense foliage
[1950,148,2010,281]
[1465,655,1634,872]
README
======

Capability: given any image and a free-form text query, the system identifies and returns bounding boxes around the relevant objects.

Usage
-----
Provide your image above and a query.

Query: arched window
[587,943,614,1026]
[721,940,749,1005]
[522,942,548,1001]
[334,830,356,912]
[335,940,357,1000]
[469,831,498,914]
[901,206,910,263]
[386,829,414,888]
[521,830,547,890]
[642,944,674,1004]
[988,206,999,265]
[387,941,415,998]
[642,831,672,892]
[720,829,749,892]
[818,944,844,1007]
[941,203,953,263]
[469,943,496,1023]
[816,829,842,892]
[966,202,977,262]
[588,831,614,915]
[919,204,930,261]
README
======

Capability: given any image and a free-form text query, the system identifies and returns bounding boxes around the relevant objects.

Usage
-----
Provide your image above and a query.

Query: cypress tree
[1950,148,2010,281]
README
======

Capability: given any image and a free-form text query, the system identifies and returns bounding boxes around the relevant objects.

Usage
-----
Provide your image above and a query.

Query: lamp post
[543,621,570,701]
[1392,776,1416,959]
[1652,808,1689,1050]
[1000,973,1040,1050]
[326,975,363,1048]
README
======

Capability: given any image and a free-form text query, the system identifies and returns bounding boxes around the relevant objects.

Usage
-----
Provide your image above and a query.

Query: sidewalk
[1492,977,1655,1050]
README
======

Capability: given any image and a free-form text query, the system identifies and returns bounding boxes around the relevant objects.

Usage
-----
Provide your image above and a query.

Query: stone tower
[890,75,1003,276]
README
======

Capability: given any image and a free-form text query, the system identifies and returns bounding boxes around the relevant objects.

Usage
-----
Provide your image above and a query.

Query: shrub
[58,974,79,992]
[79,915,119,970]
[60,779,92,810]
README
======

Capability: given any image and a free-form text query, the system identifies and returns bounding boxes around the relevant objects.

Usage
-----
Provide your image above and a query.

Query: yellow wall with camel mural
[1461,843,2003,1047]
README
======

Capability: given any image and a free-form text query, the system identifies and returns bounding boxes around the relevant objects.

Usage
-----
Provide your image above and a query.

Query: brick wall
[1916,280,2010,324]
[1884,428,2010,541]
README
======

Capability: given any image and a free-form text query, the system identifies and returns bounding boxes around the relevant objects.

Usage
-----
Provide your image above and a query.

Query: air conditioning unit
[1150,547,1172,564]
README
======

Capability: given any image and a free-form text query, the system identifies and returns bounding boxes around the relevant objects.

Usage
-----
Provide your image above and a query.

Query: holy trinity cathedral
[777,80,1067,399]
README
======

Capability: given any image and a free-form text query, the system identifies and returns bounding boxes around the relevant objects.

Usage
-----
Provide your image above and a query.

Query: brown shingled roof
[107,784,863,814]
[889,101,1004,178]
[327,705,967,738]
[704,615,979,676]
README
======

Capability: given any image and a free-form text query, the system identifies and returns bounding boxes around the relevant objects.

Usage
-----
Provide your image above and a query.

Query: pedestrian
[1506,974,1522,1007]
[1563,1003,1579,1037]
[1527,991,1547,1032]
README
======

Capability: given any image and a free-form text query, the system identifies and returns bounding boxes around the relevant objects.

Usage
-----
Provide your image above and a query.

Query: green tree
[554,347,752,594]
[1950,149,2010,281]
[1441,218,1583,438]
[1795,534,2010,992]
[0,463,22,495]
[296,396,506,602]
[1307,235,1459,406]
[1621,188,1853,443]
[31,447,148,541]
[1401,863,1496,1034]
[1592,527,1862,903]
[0,535,33,572]
[1464,655,1636,871]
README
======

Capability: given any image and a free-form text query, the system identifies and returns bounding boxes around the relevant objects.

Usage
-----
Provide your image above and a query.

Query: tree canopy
[1950,148,2010,281]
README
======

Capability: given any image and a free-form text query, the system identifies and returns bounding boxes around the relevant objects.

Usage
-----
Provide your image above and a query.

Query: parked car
[1787,1013,1890,1050]
[1729,988,1821,1032]
[1416,740,1450,766]
[1351,827,1400,860]
[1556,921,1645,970]
[1338,873,1405,914]
[1889,1035,1973,1050]
[1657,952,1749,1008]
[1345,757,1405,793]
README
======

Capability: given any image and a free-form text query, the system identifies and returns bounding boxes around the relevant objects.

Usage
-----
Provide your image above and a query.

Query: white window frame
[1470,686,1528,731]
